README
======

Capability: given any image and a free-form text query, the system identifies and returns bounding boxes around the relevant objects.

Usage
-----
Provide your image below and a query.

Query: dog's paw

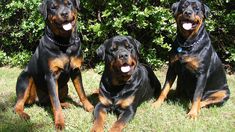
[187,111,198,120]
[109,126,122,132]
[55,122,65,131]
[61,102,71,109]
[19,112,30,120]
[152,100,163,109]
[54,111,65,131]
[90,126,104,132]
[83,100,94,112]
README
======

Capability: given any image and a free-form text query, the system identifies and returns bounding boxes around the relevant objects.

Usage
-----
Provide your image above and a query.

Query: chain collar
[176,33,205,53]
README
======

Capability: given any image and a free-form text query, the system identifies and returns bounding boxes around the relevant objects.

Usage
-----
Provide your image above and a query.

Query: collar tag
[177,47,183,53]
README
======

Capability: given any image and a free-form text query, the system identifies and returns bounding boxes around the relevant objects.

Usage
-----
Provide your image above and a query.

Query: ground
[0,67,234,131]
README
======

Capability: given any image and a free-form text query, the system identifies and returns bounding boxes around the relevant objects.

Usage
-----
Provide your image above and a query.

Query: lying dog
[14,0,94,130]
[153,0,230,119]
[91,36,161,131]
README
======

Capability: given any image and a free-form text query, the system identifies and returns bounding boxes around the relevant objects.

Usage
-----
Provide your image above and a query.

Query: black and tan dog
[91,36,161,132]
[153,0,230,119]
[14,0,94,129]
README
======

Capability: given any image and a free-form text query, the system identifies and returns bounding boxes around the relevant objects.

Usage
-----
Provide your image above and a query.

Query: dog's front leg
[45,73,64,130]
[153,65,177,108]
[188,73,207,120]
[91,103,107,132]
[70,68,94,112]
[109,106,136,132]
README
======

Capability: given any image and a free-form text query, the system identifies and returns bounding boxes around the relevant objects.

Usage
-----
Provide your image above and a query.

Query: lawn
[0,67,234,132]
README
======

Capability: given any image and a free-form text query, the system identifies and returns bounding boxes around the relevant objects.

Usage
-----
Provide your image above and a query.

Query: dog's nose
[61,10,69,17]
[184,10,193,16]
[118,52,129,59]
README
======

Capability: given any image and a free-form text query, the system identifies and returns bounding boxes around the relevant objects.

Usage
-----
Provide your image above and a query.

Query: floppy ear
[171,1,180,16]
[74,0,80,10]
[133,39,141,54]
[127,36,141,54]
[96,44,106,60]
[39,1,47,20]
[203,4,210,18]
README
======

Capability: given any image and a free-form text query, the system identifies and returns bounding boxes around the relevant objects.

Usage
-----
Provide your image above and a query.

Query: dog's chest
[171,53,201,73]
[45,43,83,74]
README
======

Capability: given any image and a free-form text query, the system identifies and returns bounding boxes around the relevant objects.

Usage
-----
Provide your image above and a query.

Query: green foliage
[9,51,32,67]
[0,0,44,52]
[79,0,176,68]
[0,0,234,70]
[0,51,9,66]
[0,50,32,68]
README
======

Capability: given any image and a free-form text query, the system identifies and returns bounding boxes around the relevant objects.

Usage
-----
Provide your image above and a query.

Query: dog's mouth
[120,62,135,74]
[54,16,76,31]
[61,18,75,31]
[181,19,199,30]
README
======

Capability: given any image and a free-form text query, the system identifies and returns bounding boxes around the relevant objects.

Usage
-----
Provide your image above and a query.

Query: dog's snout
[184,10,193,16]
[61,10,69,18]
[118,52,129,60]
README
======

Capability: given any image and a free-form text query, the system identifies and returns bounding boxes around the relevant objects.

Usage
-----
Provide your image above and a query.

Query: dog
[14,0,94,130]
[91,36,161,132]
[153,0,230,119]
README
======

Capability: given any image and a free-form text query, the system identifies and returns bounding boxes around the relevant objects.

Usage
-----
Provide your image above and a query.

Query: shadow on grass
[164,90,190,111]
[0,95,50,131]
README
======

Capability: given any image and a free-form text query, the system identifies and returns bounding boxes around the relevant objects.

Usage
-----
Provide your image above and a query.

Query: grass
[0,66,234,132]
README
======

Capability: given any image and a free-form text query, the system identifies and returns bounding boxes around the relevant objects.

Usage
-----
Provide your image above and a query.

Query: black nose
[118,52,129,59]
[184,9,193,16]
[61,10,69,17]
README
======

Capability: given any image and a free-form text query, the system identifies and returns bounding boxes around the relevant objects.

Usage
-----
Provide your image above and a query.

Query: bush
[0,51,9,66]
[0,0,234,71]
[0,50,31,68]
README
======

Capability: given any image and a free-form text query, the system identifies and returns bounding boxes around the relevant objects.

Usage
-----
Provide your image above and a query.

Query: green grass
[0,67,234,132]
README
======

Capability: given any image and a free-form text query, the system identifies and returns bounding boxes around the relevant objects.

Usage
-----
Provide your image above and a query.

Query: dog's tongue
[182,23,192,30]
[121,65,131,73]
[62,23,72,31]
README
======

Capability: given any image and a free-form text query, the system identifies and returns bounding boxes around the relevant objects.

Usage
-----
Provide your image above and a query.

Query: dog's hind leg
[14,71,36,120]
[200,90,229,108]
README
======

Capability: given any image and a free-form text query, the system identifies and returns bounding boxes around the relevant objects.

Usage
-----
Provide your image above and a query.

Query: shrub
[0,0,234,71]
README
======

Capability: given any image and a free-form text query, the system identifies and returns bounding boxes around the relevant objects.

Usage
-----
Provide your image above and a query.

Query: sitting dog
[14,0,94,130]
[91,36,161,132]
[153,0,230,119]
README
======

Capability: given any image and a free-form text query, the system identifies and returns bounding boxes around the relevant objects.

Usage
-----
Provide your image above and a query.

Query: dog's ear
[203,4,210,18]
[171,1,180,16]
[39,1,47,20]
[96,43,106,60]
[74,0,80,10]
[127,36,141,54]
[133,39,141,54]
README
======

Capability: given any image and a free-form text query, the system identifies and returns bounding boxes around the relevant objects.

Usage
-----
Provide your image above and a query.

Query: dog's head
[171,0,210,38]
[39,0,80,36]
[97,36,141,77]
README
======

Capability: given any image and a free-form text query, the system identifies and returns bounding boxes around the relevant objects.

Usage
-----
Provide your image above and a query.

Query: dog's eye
[51,4,58,10]
[195,7,199,11]
[67,1,72,6]
[110,47,117,52]
[126,45,132,50]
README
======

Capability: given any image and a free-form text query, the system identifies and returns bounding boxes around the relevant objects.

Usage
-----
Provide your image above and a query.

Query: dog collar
[45,34,80,47]
[176,33,205,53]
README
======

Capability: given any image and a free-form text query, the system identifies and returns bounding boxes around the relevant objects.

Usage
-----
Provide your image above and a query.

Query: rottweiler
[14,0,94,130]
[153,0,230,119]
[91,36,161,132]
